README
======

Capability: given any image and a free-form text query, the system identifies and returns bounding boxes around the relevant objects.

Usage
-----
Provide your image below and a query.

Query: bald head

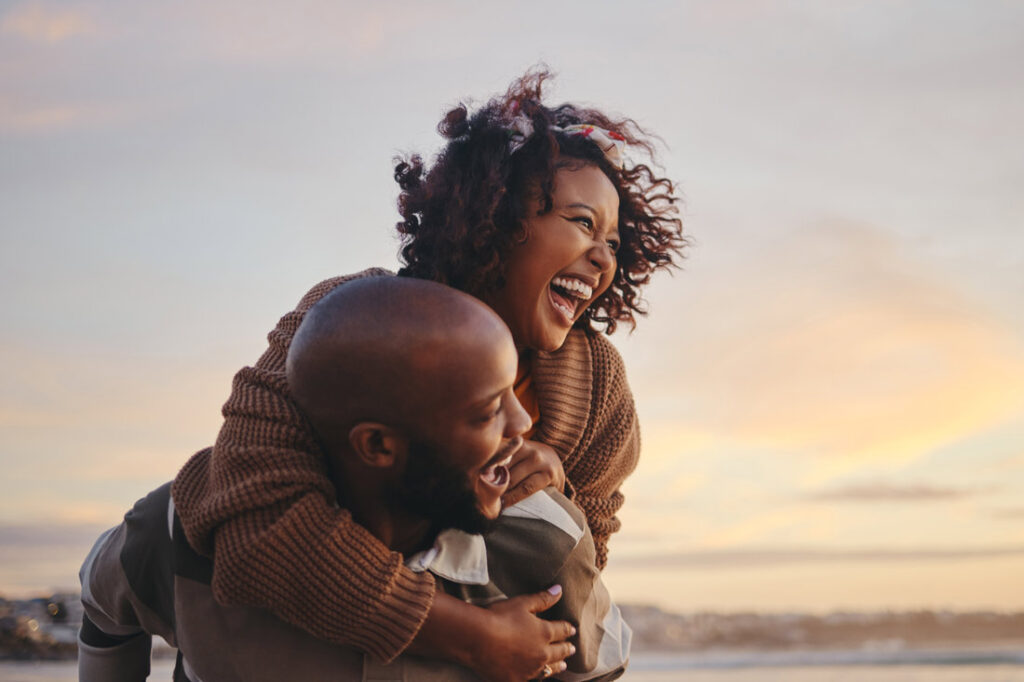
[286,277,513,455]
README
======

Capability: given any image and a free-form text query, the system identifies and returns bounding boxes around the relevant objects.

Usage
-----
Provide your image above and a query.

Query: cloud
[625,219,1024,481]
[0,520,111,594]
[0,2,95,43]
[993,508,1024,520]
[994,452,1024,472]
[609,545,1024,570]
[0,342,229,525]
[0,344,226,431]
[0,99,135,134]
[158,1,459,64]
[0,521,108,549]
[805,481,982,503]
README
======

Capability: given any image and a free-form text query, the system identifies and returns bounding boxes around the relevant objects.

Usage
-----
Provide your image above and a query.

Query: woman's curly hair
[394,67,687,334]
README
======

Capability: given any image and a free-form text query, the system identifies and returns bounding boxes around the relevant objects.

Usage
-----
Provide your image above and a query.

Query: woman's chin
[525,318,574,353]
[526,336,568,354]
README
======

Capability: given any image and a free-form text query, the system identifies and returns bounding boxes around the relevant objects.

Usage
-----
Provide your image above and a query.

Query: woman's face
[486,162,620,353]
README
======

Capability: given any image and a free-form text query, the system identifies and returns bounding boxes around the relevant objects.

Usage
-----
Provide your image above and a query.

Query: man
[79,278,630,681]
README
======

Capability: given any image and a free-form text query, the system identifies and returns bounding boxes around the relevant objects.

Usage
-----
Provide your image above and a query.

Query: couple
[80,277,628,681]
[79,69,685,681]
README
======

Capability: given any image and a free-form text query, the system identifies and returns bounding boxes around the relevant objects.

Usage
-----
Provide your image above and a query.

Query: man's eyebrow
[472,387,507,409]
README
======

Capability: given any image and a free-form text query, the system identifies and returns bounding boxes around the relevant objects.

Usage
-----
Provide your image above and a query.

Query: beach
[4,654,1024,681]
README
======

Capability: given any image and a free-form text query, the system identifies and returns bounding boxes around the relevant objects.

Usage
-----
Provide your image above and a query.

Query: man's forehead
[412,341,514,412]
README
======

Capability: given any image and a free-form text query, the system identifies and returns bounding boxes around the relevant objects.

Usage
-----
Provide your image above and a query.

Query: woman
[171,69,685,681]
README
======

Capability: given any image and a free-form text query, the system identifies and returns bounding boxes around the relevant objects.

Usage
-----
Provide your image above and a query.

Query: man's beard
[390,440,497,536]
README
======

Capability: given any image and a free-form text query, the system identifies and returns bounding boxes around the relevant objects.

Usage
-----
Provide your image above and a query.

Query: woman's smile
[487,163,620,352]
[549,274,597,325]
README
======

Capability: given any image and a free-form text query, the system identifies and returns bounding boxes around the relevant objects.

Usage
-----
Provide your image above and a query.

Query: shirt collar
[406,528,490,585]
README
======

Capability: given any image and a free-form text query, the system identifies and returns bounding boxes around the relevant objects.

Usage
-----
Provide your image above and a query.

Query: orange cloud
[625,219,1024,480]
[0,2,95,43]
[179,0,446,64]
[0,343,231,516]
[805,481,982,502]
[603,551,1024,613]
[0,102,79,132]
[0,98,142,134]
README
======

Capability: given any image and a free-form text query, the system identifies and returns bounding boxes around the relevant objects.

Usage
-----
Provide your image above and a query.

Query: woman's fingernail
[547,584,562,596]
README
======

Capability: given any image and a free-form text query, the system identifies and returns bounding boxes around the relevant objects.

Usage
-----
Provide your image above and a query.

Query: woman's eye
[607,239,620,252]
[572,216,594,231]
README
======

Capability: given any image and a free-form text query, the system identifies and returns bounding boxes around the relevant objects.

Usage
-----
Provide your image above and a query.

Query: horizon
[5,587,1024,619]
[2,1,1023,614]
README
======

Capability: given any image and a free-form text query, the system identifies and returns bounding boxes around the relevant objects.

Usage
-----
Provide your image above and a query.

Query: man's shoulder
[484,488,592,589]
[501,487,587,538]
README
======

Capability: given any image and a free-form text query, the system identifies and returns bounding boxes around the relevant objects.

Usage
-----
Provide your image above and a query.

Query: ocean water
[3,655,1024,681]
[630,667,1024,681]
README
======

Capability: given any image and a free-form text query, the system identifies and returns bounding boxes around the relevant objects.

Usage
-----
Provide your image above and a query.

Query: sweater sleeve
[568,334,641,570]
[170,270,436,663]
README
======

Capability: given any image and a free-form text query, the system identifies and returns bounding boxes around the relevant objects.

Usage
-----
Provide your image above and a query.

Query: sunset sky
[2,1,1022,614]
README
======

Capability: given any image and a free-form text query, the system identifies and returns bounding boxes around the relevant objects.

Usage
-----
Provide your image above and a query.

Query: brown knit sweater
[171,269,641,663]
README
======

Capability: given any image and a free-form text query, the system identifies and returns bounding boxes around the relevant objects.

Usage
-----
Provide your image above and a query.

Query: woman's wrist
[407,591,487,669]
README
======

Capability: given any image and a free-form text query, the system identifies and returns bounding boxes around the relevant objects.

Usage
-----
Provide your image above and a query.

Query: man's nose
[505,392,532,439]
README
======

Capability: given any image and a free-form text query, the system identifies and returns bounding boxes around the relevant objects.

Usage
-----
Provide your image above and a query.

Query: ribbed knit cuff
[348,565,437,663]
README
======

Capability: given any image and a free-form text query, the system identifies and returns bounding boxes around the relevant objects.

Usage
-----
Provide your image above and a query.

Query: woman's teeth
[550,277,593,323]
[551,276,593,300]
[550,293,575,322]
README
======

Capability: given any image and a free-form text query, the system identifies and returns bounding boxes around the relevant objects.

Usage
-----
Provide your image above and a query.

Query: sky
[1,0,1023,614]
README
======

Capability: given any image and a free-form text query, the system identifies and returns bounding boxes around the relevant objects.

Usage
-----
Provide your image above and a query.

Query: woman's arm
[171,271,579,673]
[172,270,438,662]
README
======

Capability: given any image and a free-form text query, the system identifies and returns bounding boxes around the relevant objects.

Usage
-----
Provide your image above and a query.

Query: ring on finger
[541,664,553,678]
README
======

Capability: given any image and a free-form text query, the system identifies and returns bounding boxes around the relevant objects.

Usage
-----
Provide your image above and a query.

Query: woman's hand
[502,439,566,507]
[410,587,575,682]
[471,586,576,681]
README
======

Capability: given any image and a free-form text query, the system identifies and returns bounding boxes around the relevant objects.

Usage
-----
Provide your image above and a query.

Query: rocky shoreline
[4,592,1023,661]
[1,592,79,661]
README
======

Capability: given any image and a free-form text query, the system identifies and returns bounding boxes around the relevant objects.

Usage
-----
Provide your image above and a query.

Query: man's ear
[348,422,407,470]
